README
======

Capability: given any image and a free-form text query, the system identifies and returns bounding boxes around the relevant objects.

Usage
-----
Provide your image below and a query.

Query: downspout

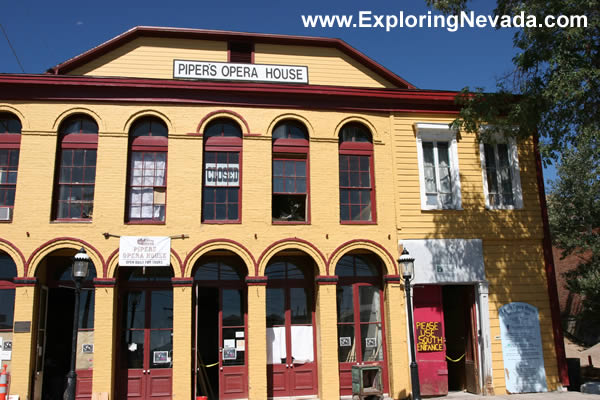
[533,135,569,388]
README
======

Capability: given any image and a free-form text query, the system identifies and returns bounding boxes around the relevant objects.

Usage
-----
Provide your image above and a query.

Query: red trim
[0,74,460,114]
[245,276,268,286]
[257,238,327,276]
[14,277,37,287]
[25,237,106,277]
[46,26,414,89]
[0,134,21,148]
[533,135,569,386]
[183,238,258,276]
[171,277,193,287]
[0,238,27,269]
[327,239,397,276]
[93,277,116,287]
[196,109,251,134]
[171,248,184,277]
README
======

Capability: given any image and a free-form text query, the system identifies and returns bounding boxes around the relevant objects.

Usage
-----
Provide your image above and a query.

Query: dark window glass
[266,260,307,280]
[151,290,173,329]
[339,155,372,221]
[0,113,22,134]
[336,285,354,323]
[339,123,372,143]
[222,289,243,326]
[0,149,19,216]
[131,118,167,137]
[119,267,174,281]
[290,287,310,324]
[0,290,15,330]
[57,149,96,219]
[204,118,242,138]
[0,255,17,279]
[266,288,285,326]
[272,121,308,140]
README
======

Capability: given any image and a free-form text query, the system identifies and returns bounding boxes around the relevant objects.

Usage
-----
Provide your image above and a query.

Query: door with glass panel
[266,258,317,397]
[118,268,173,400]
[336,254,388,396]
[193,258,247,400]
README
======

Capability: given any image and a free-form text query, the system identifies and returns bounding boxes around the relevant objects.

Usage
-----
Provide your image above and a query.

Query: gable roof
[46,26,416,89]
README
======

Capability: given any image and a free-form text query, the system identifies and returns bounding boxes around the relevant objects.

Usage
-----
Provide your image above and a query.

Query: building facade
[0,26,566,399]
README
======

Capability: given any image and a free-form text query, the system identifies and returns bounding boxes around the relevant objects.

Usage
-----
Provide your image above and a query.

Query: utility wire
[0,23,25,73]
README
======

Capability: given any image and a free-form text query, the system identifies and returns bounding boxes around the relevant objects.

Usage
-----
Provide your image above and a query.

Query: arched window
[335,254,387,395]
[0,112,22,221]
[0,254,17,333]
[53,115,98,220]
[338,123,375,222]
[127,117,168,222]
[202,118,242,222]
[272,120,309,223]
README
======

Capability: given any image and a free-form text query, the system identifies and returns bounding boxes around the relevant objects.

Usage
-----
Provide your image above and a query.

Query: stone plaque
[499,302,547,393]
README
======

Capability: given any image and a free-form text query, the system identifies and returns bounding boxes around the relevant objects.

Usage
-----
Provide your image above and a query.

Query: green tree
[547,133,600,326]
[425,0,599,161]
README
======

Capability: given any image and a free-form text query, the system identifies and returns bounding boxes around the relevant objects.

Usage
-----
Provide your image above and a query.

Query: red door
[266,259,318,398]
[337,283,389,395]
[120,288,173,399]
[413,285,448,396]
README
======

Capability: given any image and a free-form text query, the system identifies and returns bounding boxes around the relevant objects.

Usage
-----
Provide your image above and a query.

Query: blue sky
[0,0,556,183]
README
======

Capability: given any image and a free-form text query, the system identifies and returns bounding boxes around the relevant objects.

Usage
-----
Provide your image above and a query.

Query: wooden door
[121,289,173,399]
[337,283,388,396]
[266,268,317,398]
[413,285,448,396]
[464,287,480,394]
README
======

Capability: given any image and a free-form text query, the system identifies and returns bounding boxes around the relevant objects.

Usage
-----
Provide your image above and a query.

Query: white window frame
[479,136,523,210]
[415,123,462,210]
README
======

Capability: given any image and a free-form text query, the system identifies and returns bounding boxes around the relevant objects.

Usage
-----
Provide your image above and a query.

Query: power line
[0,23,25,73]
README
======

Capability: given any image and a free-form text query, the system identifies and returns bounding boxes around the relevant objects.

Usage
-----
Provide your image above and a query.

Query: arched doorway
[335,253,389,396]
[265,254,318,398]
[192,253,248,400]
[115,266,174,400]
[33,250,97,400]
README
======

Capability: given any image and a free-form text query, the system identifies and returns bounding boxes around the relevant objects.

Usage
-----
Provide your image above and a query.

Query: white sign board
[119,236,171,267]
[499,302,548,393]
[174,60,308,84]
[400,239,485,284]
[205,163,240,187]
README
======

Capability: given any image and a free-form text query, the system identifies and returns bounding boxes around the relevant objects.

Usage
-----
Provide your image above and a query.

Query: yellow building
[0,26,567,400]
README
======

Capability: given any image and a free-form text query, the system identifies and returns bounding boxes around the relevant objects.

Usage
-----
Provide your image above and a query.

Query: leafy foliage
[426,0,600,162]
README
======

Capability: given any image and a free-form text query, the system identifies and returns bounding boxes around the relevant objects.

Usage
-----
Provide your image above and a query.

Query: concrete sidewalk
[427,390,600,400]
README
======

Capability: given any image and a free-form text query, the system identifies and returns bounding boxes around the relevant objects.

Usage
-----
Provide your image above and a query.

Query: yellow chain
[445,353,466,362]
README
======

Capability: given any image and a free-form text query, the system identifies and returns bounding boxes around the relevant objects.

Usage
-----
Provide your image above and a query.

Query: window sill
[272,221,310,225]
[51,219,93,224]
[340,221,377,225]
[202,220,241,224]
[421,207,463,211]
[0,220,13,223]
[125,220,166,225]
[485,205,522,211]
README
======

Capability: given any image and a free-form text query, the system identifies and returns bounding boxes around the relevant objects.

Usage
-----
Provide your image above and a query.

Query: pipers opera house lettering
[173,60,308,84]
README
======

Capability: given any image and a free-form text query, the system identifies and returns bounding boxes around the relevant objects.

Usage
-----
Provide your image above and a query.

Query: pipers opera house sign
[119,236,171,267]
[173,60,309,84]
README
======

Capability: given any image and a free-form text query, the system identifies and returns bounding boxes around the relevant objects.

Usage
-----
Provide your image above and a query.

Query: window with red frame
[202,118,242,222]
[54,116,98,220]
[0,254,17,332]
[127,117,168,222]
[339,123,375,222]
[0,112,21,222]
[272,121,309,223]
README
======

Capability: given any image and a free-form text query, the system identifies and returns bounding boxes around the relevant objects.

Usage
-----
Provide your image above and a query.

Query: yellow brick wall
[0,98,560,399]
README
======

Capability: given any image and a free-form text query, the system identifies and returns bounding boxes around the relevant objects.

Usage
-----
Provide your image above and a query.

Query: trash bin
[351,365,383,400]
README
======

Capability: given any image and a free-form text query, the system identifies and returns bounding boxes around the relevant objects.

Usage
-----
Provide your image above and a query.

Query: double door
[266,286,317,397]
[120,289,173,400]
